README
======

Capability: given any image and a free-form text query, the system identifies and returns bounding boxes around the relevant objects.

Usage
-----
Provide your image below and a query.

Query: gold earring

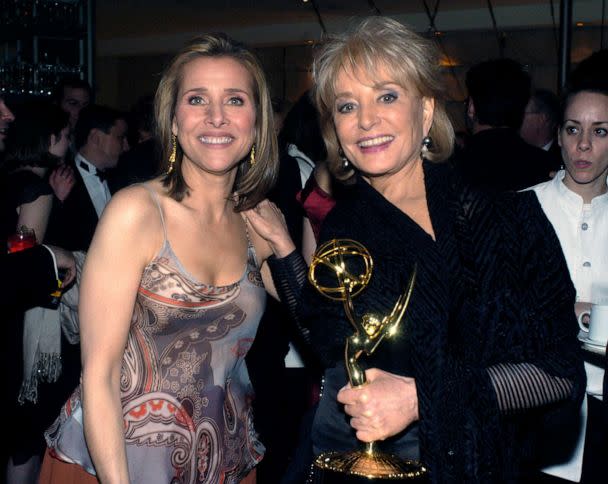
[168,134,177,173]
[249,144,256,166]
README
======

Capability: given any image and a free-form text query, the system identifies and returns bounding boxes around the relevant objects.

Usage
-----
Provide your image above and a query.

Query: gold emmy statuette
[308,239,426,482]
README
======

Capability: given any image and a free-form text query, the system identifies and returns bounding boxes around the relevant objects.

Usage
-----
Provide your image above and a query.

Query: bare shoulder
[94,181,167,258]
[104,182,164,227]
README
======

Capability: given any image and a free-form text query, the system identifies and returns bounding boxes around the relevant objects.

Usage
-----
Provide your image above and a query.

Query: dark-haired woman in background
[527,86,608,483]
[0,101,71,245]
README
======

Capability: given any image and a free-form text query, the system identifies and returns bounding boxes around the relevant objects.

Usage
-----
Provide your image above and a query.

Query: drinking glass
[7,226,37,253]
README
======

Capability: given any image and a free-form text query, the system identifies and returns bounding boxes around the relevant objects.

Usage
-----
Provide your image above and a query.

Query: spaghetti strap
[243,217,254,249]
[139,183,168,242]
[241,217,262,270]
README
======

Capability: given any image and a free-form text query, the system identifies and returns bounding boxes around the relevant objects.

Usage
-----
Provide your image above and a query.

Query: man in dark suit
[1,244,76,477]
[520,88,562,175]
[453,58,552,192]
[45,104,128,251]
[109,96,160,192]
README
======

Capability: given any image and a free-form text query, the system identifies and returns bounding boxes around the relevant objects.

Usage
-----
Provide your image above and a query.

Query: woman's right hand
[338,368,419,442]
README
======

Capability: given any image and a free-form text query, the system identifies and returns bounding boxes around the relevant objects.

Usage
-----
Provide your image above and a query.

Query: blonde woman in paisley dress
[40,33,295,484]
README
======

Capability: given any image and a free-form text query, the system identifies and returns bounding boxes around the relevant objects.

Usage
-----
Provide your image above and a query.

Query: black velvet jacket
[301,161,586,483]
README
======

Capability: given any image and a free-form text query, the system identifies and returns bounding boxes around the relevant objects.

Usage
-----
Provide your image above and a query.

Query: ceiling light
[576,22,584,27]
[439,56,459,67]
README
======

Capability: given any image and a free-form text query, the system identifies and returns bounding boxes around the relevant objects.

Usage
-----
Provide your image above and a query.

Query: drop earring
[339,148,349,169]
[421,135,433,157]
[249,144,256,166]
[422,135,433,150]
[168,134,177,174]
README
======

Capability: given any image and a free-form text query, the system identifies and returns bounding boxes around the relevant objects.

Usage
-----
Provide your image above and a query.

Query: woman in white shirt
[529,86,608,483]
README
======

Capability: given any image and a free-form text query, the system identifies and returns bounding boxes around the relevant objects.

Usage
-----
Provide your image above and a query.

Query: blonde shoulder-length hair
[313,16,454,179]
[155,32,278,211]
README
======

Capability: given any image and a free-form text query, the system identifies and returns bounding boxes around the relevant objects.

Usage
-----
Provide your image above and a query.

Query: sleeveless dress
[45,187,266,483]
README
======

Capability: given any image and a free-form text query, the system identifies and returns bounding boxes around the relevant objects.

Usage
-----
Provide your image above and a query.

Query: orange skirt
[39,447,257,483]
[39,448,97,484]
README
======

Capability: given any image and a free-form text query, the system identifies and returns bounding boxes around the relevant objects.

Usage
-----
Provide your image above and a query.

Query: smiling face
[559,91,608,196]
[0,96,15,152]
[332,65,433,181]
[172,56,257,178]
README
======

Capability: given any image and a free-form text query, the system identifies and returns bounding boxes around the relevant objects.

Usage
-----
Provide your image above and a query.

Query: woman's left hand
[243,199,295,258]
[338,368,419,442]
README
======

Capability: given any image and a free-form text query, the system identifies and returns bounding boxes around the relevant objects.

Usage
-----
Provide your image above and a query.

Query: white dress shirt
[75,153,112,218]
[528,170,608,481]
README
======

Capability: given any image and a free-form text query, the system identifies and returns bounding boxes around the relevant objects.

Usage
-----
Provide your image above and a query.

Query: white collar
[552,169,608,208]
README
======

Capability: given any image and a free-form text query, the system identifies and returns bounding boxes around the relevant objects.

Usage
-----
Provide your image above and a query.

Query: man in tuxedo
[45,104,128,251]
[453,58,552,192]
[520,89,562,175]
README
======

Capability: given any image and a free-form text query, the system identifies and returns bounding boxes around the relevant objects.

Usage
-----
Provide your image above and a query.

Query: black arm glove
[266,250,311,345]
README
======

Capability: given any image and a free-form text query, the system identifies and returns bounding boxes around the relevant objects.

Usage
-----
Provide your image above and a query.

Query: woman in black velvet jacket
[300,17,584,483]
[246,17,586,483]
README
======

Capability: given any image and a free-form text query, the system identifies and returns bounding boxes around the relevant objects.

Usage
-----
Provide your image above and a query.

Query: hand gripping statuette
[308,239,426,482]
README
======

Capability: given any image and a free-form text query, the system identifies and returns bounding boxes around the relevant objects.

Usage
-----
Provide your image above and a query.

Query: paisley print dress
[45,188,266,483]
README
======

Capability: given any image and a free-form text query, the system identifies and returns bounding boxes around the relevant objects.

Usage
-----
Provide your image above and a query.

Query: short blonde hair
[313,17,454,179]
[155,33,278,210]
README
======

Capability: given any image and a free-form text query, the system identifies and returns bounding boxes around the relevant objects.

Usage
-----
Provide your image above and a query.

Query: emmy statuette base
[311,449,428,482]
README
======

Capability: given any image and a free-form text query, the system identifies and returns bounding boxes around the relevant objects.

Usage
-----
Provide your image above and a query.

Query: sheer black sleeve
[487,362,574,413]
[266,250,310,345]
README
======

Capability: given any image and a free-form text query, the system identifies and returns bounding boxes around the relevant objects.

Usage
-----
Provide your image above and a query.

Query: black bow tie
[95,170,109,182]
[80,161,108,182]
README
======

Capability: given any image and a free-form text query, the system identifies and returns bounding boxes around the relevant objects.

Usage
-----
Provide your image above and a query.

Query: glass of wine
[7,225,37,253]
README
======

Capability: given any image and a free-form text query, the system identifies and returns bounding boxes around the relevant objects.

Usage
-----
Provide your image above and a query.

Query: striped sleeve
[487,362,573,413]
